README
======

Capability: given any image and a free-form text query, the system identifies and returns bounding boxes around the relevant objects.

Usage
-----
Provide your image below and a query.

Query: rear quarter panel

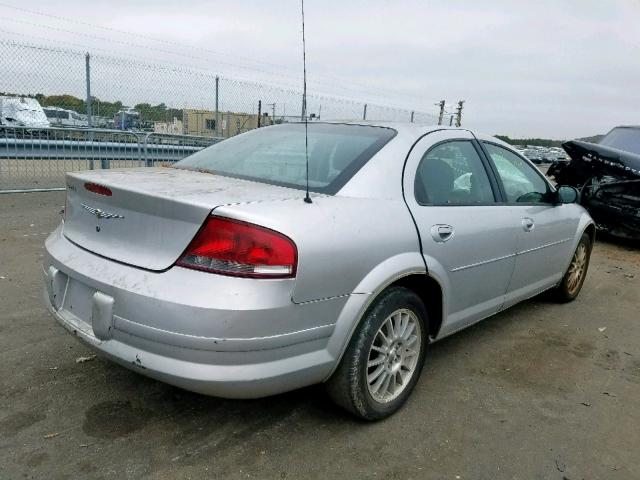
[213,195,423,303]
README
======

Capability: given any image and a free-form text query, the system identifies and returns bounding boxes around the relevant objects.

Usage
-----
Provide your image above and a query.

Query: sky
[0,0,638,138]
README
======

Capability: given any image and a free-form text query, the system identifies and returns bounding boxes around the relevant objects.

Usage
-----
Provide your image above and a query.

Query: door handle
[522,217,535,232]
[431,224,454,243]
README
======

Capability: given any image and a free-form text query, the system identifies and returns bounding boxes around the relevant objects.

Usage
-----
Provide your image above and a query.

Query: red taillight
[177,217,297,278]
[84,182,112,196]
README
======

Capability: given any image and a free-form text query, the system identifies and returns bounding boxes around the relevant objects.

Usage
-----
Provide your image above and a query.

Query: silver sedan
[44,122,594,419]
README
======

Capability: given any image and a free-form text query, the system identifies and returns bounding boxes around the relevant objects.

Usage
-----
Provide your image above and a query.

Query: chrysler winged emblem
[81,203,125,220]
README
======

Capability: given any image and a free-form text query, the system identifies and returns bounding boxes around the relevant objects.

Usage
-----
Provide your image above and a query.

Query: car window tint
[599,127,640,153]
[174,124,396,195]
[483,143,550,203]
[414,141,495,205]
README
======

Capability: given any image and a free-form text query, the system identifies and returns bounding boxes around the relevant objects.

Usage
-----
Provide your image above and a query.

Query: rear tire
[326,287,428,420]
[554,233,592,302]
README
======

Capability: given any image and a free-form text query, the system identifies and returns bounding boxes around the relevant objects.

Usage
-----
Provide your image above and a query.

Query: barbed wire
[1,37,438,135]
[0,2,439,108]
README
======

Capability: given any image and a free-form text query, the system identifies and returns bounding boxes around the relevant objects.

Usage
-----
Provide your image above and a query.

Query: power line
[1,26,431,113]
[1,36,437,120]
[0,1,301,75]
[1,17,306,86]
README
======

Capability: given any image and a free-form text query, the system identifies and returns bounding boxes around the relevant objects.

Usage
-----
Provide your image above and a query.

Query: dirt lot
[1,191,639,480]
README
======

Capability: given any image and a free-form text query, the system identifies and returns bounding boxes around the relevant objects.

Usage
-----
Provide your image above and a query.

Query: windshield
[599,127,640,154]
[174,123,396,194]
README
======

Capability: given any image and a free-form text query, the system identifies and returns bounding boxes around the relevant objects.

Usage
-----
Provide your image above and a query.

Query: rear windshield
[599,127,640,154]
[174,123,396,194]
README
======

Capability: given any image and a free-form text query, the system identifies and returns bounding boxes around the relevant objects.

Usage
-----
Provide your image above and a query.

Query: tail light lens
[84,182,113,196]
[177,216,297,278]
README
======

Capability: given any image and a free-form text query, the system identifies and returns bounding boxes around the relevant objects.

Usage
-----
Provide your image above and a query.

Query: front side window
[414,141,495,205]
[483,143,550,203]
[175,123,396,194]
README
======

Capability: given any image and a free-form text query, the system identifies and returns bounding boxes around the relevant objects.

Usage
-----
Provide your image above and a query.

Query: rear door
[480,142,578,305]
[403,131,519,336]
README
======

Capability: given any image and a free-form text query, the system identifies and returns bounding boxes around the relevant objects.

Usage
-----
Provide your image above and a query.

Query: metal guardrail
[0,126,219,192]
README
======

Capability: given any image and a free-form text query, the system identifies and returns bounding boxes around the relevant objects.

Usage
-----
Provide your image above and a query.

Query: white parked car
[43,107,89,128]
[0,96,49,128]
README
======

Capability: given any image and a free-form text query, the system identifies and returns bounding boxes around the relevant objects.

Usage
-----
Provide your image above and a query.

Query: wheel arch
[584,222,596,245]
[559,211,596,278]
[391,274,444,340]
[324,254,445,380]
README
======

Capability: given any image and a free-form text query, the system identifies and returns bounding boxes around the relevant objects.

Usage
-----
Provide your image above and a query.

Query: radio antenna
[301,0,312,203]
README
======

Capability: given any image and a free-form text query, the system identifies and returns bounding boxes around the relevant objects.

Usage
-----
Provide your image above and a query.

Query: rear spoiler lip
[562,140,640,178]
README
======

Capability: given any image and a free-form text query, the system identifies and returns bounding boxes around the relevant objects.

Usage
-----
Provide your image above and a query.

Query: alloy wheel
[566,243,587,295]
[366,308,422,403]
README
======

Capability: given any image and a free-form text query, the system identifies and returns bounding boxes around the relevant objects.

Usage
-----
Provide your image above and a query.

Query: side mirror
[555,185,579,204]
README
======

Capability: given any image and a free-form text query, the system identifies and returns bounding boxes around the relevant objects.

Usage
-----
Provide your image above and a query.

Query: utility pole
[455,100,465,127]
[410,111,415,123]
[363,104,367,121]
[257,100,262,128]
[437,100,445,125]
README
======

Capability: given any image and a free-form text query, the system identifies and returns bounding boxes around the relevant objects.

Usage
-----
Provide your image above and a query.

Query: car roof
[320,120,462,137]
[318,121,514,149]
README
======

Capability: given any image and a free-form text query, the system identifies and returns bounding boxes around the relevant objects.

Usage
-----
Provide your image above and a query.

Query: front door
[403,131,519,337]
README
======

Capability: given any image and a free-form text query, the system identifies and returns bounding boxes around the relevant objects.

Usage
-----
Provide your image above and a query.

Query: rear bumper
[46,295,335,398]
[43,225,346,398]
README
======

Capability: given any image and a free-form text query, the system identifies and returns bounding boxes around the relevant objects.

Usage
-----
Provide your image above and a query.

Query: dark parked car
[549,126,640,239]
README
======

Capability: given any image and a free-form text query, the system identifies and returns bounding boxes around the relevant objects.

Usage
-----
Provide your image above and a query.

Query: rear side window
[174,123,396,194]
[414,141,495,205]
[483,143,550,203]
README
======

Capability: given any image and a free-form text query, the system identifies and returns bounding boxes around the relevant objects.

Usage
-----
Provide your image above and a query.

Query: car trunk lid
[63,167,303,271]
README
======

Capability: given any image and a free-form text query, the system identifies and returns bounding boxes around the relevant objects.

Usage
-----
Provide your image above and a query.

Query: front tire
[326,287,428,420]
[554,233,592,302]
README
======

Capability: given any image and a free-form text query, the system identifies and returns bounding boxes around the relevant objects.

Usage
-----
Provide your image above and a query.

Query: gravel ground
[1,191,639,480]
[0,159,145,191]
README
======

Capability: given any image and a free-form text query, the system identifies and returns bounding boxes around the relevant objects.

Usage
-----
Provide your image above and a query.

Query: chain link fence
[0,38,438,191]
[0,126,217,191]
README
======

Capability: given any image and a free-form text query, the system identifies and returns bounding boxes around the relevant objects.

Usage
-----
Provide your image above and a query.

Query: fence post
[85,53,96,170]
[410,111,415,123]
[215,76,220,137]
[143,133,152,167]
[85,53,92,127]
[363,104,367,121]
